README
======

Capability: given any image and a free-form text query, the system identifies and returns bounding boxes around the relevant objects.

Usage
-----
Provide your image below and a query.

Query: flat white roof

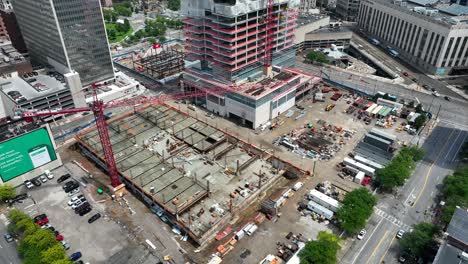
[309,189,340,208]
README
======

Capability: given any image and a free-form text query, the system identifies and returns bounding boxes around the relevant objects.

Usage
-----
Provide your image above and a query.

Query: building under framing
[132,46,185,80]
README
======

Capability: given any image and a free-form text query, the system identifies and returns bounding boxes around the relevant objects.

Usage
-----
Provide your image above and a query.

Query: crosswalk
[374,208,411,231]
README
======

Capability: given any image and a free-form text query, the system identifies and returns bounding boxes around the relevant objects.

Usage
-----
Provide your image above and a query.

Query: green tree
[159,36,167,42]
[399,223,440,259]
[107,28,117,40]
[336,188,377,234]
[299,231,340,264]
[414,114,427,130]
[148,37,156,44]
[41,243,68,264]
[440,166,468,224]
[0,184,16,201]
[167,0,180,11]
[306,51,329,64]
[415,103,424,113]
[401,146,425,162]
[460,142,468,160]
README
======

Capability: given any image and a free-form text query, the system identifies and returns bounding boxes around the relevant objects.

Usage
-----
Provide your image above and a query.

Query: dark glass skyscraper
[12,0,114,86]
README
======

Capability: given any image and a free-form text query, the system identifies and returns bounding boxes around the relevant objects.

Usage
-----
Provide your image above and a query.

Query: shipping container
[343,157,376,177]
[307,201,334,220]
[307,189,340,212]
[354,171,365,184]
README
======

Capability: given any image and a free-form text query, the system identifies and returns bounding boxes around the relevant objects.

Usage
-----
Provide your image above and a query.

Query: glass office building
[12,0,114,86]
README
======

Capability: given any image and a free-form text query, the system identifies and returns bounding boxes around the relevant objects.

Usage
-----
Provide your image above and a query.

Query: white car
[68,196,80,206]
[396,229,405,239]
[357,229,367,240]
[39,175,48,183]
[40,224,52,229]
[432,91,440,97]
[68,188,80,197]
[25,180,34,189]
[44,170,54,179]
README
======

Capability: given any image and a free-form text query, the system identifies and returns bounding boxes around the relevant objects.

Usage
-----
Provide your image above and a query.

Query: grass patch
[106,22,133,43]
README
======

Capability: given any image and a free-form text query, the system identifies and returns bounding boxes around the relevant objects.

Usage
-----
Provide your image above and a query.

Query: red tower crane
[16,84,234,188]
[264,0,275,68]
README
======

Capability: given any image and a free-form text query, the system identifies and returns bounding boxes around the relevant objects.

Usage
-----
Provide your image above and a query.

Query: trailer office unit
[354,155,384,170]
[307,201,334,220]
[307,189,340,212]
[343,157,376,177]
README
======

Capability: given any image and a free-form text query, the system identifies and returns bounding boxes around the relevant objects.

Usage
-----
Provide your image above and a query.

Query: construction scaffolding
[132,47,185,79]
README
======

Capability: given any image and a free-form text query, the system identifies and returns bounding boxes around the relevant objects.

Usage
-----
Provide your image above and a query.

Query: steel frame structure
[132,47,184,79]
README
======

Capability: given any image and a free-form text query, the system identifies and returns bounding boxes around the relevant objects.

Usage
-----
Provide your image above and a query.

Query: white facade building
[357,0,468,75]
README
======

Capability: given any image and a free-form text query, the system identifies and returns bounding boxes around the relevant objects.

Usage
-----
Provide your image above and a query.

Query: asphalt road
[351,32,463,99]
[341,120,468,264]
[0,216,21,264]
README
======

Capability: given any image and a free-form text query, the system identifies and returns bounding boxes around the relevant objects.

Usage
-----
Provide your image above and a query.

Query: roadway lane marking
[450,131,468,161]
[379,235,397,264]
[444,130,462,160]
[351,217,384,264]
[366,230,390,264]
[412,128,456,207]
[404,187,415,205]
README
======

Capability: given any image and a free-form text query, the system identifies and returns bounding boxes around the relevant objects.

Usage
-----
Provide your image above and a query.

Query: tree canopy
[440,166,468,224]
[336,188,377,235]
[306,51,329,64]
[167,0,181,11]
[414,114,427,130]
[375,147,425,191]
[299,231,340,264]
[399,223,440,260]
[0,184,16,201]
[8,209,71,264]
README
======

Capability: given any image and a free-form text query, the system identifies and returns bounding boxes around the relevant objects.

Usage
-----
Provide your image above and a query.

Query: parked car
[55,234,64,241]
[36,218,49,226]
[69,252,82,261]
[68,188,80,197]
[41,224,52,229]
[160,215,168,222]
[32,178,42,187]
[402,71,409,76]
[44,170,54,179]
[4,233,13,242]
[64,182,79,193]
[57,174,71,183]
[79,206,92,216]
[71,200,86,209]
[396,229,405,239]
[432,91,440,97]
[411,77,418,82]
[68,195,85,206]
[39,175,48,183]
[88,213,101,224]
[444,96,451,101]
[47,226,55,232]
[357,229,367,240]
[33,214,47,222]
[24,180,34,189]
[422,84,429,89]
[75,202,90,213]
[61,241,70,250]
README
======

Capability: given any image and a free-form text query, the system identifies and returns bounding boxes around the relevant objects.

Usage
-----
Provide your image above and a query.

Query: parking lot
[15,163,131,264]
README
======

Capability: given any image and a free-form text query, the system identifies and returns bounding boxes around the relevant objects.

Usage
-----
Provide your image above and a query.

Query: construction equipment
[14,83,240,187]
[264,0,275,67]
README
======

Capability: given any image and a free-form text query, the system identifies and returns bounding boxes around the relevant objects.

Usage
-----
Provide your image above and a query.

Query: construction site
[75,104,305,245]
[114,41,186,83]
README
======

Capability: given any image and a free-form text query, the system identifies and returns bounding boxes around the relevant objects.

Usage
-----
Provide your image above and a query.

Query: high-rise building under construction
[182,0,320,129]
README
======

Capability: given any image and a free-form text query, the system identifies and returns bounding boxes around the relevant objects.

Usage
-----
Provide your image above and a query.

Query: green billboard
[0,127,57,182]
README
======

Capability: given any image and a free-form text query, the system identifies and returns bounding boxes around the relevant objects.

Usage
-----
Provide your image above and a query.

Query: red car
[36,218,49,226]
[402,72,409,76]
[55,234,64,241]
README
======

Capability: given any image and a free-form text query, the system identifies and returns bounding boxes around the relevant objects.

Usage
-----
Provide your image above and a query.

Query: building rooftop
[433,241,465,264]
[446,207,468,245]
[379,0,468,26]
[0,40,28,69]
[438,4,468,16]
[0,70,68,101]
